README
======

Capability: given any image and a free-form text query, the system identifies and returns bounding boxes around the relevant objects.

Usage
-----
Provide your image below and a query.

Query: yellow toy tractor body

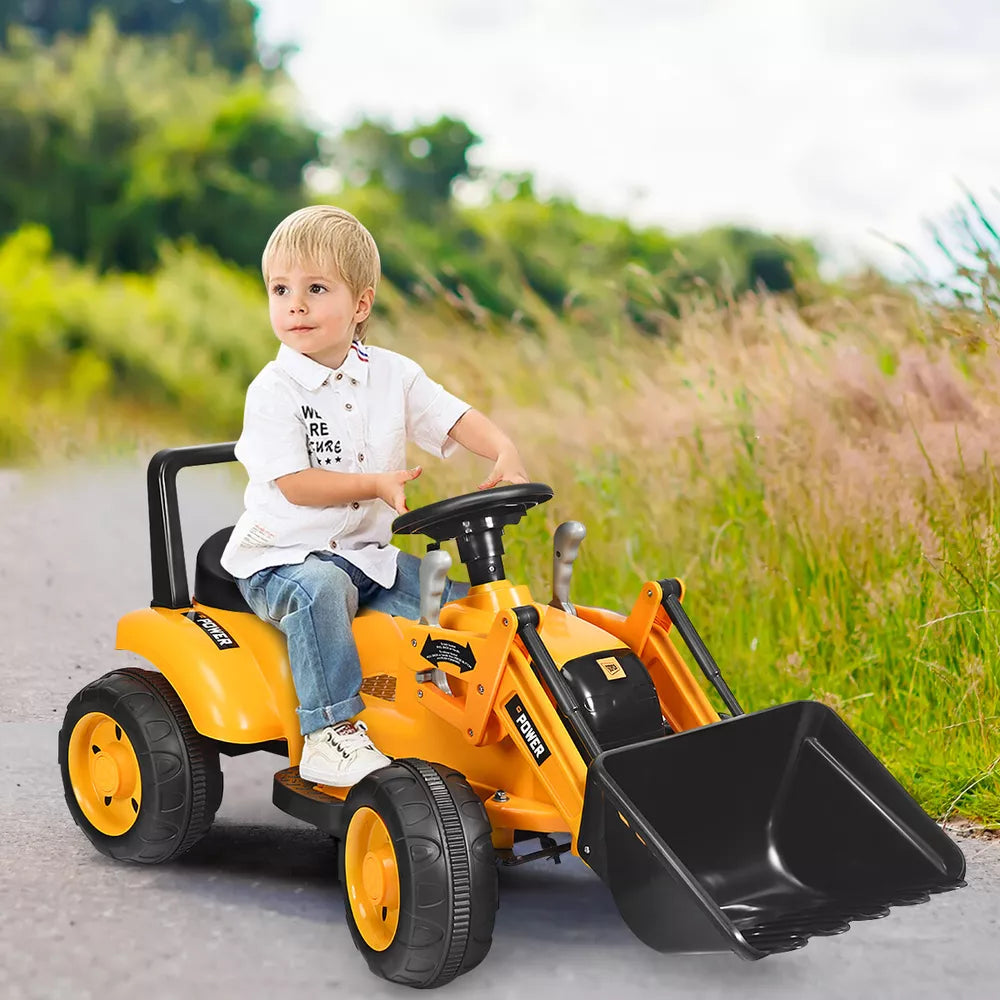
[58,444,966,988]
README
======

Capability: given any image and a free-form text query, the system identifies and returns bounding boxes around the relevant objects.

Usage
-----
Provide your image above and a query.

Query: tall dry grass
[5,223,999,824]
[378,278,1000,825]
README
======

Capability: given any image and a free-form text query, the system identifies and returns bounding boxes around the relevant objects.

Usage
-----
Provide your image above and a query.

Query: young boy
[221,205,528,787]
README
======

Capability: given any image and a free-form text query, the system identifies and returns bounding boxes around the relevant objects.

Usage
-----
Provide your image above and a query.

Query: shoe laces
[326,720,374,756]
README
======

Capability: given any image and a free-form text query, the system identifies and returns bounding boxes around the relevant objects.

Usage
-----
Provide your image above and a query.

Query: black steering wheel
[392,483,553,585]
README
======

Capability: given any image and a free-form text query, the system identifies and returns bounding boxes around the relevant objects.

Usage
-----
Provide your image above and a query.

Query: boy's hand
[478,448,529,490]
[376,467,422,514]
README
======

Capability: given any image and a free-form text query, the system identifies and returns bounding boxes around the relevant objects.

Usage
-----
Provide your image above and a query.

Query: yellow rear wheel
[58,668,223,864]
[344,806,401,951]
[66,712,142,836]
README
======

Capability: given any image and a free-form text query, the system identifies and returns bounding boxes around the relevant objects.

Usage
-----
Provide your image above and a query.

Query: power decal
[504,695,551,765]
[184,611,239,650]
[420,636,476,673]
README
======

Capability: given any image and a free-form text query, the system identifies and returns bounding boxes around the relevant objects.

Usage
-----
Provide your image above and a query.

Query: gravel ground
[2,458,998,999]
[0,458,245,722]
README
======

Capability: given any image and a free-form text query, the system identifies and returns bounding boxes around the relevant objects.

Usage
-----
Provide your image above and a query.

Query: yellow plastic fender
[115,605,300,749]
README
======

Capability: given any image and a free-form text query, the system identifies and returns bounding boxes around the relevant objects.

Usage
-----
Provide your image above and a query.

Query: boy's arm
[447,409,529,489]
[276,468,421,515]
[240,377,420,514]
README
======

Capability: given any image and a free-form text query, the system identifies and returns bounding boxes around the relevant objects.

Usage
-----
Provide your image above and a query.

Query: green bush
[0,17,317,272]
[0,224,268,441]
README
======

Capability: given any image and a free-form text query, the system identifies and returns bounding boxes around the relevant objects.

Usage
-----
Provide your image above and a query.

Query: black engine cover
[559,648,665,751]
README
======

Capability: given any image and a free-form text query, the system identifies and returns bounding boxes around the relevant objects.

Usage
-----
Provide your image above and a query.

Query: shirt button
[350,378,358,386]
[336,373,343,381]
[358,453,365,462]
[351,501,360,510]
[329,538,337,549]
[345,403,352,410]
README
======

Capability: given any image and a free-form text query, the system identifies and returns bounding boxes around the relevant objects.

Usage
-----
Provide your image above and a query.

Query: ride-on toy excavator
[59,444,966,988]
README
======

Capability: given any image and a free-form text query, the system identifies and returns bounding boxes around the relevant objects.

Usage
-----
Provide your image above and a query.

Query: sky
[254,0,1000,277]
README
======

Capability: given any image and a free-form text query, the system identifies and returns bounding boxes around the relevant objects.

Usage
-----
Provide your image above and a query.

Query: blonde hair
[262,205,381,341]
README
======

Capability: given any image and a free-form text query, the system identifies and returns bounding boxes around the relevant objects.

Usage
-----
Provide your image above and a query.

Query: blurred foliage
[2,218,998,826]
[2,1,996,828]
[0,0,263,72]
[0,16,316,270]
[0,224,269,462]
[0,2,821,332]
[330,166,821,336]
[922,188,1000,325]
[333,116,481,221]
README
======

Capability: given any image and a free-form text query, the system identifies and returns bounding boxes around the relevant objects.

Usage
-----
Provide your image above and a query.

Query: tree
[674,227,818,296]
[0,0,261,72]
[0,18,318,271]
[333,116,481,218]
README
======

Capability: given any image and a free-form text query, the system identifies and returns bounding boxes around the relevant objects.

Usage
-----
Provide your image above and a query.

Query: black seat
[194,527,252,613]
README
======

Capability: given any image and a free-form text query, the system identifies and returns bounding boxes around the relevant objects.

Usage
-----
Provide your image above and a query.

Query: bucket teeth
[734,880,963,955]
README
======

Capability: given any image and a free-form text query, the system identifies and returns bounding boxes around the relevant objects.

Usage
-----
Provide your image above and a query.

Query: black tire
[340,759,498,988]
[58,667,223,864]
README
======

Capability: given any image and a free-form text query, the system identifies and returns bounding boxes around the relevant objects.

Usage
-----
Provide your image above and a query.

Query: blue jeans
[236,551,469,735]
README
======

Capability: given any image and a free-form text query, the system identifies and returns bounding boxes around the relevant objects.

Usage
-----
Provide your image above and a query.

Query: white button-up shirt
[220,342,470,586]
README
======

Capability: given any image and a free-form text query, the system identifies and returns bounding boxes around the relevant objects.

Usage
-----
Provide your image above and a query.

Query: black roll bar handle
[147,442,238,610]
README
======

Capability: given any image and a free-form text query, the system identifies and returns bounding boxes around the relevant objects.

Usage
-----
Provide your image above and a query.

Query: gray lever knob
[551,520,586,615]
[419,548,453,627]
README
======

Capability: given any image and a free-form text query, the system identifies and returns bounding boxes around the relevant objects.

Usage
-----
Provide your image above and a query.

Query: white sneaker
[298,720,391,787]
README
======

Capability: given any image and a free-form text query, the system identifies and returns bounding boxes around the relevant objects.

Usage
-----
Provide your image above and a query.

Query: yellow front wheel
[58,668,223,864]
[340,760,498,989]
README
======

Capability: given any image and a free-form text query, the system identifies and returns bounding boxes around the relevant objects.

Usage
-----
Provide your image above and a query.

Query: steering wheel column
[455,520,508,585]
[393,483,554,587]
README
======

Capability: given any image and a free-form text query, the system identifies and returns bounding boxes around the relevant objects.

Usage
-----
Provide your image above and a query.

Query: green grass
[2,223,998,826]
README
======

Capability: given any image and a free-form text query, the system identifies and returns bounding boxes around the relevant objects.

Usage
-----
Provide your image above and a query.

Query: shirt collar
[275,341,370,390]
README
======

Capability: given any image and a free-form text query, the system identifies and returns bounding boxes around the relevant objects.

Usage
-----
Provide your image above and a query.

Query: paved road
[2,460,999,999]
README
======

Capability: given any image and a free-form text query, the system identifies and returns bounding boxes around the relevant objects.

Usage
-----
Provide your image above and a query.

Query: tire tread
[59,667,222,864]
[340,759,497,988]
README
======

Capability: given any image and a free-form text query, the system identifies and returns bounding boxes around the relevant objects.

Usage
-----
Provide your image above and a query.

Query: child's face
[267,258,373,369]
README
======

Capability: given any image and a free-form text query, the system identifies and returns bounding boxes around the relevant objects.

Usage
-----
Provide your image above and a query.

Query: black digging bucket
[578,700,966,958]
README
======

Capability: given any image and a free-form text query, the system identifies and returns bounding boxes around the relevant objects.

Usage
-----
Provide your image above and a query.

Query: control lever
[550,521,586,615]
[418,547,453,695]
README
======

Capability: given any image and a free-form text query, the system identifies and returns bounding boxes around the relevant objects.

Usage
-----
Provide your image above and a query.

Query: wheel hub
[67,712,142,836]
[91,752,120,796]
[345,806,401,951]
[362,851,382,902]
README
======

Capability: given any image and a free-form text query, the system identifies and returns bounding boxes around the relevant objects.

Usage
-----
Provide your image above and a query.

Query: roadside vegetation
[1,3,997,826]
[4,213,998,826]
